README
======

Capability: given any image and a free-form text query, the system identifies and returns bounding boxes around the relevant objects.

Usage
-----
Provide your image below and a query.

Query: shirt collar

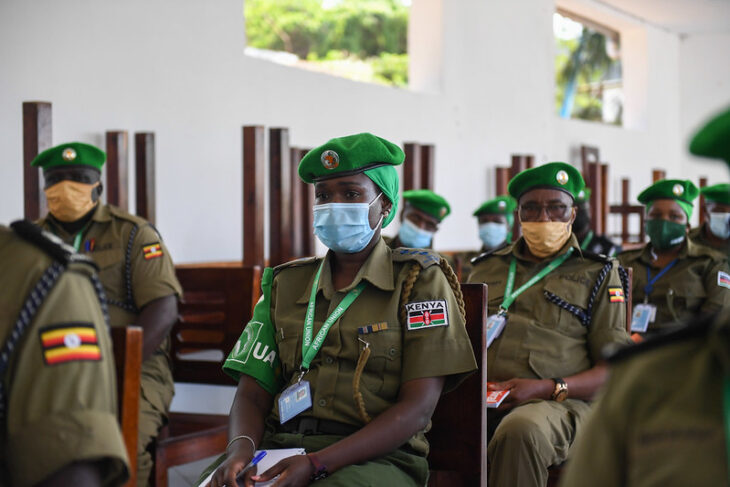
[296,237,395,303]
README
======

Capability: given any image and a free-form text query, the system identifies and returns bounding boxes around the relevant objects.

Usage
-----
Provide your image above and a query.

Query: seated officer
[467,162,632,487]
[618,179,730,338]
[690,183,730,254]
[384,189,450,249]
[1,221,129,486]
[573,188,621,256]
[560,108,730,487]
[202,133,476,487]
[32,143,182,487]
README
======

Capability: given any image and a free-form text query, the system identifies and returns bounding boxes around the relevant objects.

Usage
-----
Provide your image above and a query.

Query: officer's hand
[488,378,552,410]
[207,449,255,487]
[252,454,314,487]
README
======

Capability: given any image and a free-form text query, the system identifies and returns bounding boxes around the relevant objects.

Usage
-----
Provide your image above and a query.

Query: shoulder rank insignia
[142,242,163,260]
[608,287,625,303]
[39,323,101,365]
[405,300,449,330]
[718,271,730,290]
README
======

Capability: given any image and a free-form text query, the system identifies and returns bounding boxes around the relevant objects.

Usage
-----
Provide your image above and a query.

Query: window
[554,9,623,125]
[244,0,410,87]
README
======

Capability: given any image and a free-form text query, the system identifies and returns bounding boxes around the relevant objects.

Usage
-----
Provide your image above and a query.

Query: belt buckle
[297,417,318,435]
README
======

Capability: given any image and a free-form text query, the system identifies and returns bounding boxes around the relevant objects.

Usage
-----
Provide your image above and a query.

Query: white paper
[196,448,306,487]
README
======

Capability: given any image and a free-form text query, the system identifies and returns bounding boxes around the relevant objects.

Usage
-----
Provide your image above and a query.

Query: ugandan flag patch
[405,300,449,330]
[142,242,163,260]
[608,287,625,303]
[39,323,102,365]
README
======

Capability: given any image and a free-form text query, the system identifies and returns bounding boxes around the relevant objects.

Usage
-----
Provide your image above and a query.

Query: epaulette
[579,249,613,263]
[273,256,319,276]
[606,312,716,364]
[470,242,510,266]
[617,246,644,259]
[391,247,441,268]
[108,205,150,226]
[10,220,98,270]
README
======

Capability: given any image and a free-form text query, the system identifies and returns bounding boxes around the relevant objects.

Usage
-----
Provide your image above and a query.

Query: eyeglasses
[519,203,571,221]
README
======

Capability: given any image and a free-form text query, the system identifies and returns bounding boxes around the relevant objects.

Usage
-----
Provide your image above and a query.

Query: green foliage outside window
[245,0,409,87]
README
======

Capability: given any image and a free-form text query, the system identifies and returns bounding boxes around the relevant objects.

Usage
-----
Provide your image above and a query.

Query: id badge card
[630,303,656,333]
[486,314,507,348]
[278,380,312,424]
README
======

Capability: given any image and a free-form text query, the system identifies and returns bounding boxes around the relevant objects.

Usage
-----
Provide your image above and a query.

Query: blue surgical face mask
[313,193,383,253]
[479,222,508,249]
[398,219,435,248]
[709,212,730,239]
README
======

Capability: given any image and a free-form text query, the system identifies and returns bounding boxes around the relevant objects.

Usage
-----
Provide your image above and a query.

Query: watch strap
[307,452,329,481]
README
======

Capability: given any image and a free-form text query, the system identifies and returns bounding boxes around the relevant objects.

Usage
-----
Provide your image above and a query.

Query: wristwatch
[551,378,568,402]
[307,452,329,481]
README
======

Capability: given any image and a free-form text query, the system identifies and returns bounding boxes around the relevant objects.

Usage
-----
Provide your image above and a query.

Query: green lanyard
[301,262,367,371]
[723,375,730,483]
[499,247,575,314]
[581,231,594,250]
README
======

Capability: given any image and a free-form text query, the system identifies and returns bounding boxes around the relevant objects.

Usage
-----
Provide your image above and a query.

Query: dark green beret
[689,106,730,163]
[507,162,585,201]
[700,183,730,205]
[576,187,591,203]
[473,195,516,217]
[638,179,699,219]
[403,189,451,221]
[298,132,404,183]
[31,142,106,172]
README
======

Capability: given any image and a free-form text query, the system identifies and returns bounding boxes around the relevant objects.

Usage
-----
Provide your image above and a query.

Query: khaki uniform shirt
[560,312,730,486]
[618,239,730,333]
[0,225,129,487]
[269,238,477,454]
[690,224,730,255]
[38,204,182,413]
[468,235,632,381]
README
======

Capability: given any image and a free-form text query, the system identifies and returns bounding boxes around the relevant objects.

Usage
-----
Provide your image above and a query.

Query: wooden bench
[152,263,261,487]
[427,283,488,486]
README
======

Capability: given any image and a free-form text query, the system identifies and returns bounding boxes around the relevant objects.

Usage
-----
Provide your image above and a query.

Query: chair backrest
[111,325,143,487]
[171,263,262,385]
[426,283,488,486]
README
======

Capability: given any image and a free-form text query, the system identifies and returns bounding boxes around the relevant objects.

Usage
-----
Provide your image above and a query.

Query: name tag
[486,314,507,348]
[630,303,656,333]
[278,380,312,424]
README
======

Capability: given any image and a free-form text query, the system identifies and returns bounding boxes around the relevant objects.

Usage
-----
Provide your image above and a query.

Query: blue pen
[236,451,267,485]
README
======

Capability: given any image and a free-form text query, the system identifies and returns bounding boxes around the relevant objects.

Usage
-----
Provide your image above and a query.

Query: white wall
[1,0,728,260]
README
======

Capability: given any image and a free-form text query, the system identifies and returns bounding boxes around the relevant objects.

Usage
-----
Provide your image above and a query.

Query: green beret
[507,162,585,201]
[689,106,730,163]
[576,187,591,203]
[403,189,450,221]
[298,132,404,183]
[473,195,516,217]
[700,183,730,205]
[638,179,699,219]
[30,142,105,172]
[299,133,403,227]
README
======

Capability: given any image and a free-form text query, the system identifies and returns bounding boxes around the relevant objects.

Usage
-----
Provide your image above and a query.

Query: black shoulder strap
[106,223,139,314]
[543,261,613,327]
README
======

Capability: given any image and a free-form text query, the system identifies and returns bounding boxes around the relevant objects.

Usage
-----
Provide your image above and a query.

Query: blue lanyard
[644,259,678,297]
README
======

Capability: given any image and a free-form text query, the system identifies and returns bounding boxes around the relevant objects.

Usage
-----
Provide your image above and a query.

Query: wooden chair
[152,263,262,487]
[111,325,144,487]
[427,283,488,487]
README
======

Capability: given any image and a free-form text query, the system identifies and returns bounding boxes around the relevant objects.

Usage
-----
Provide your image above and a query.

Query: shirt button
[325,356,333,364]
[389,347,397,356]
[318,398,327,407]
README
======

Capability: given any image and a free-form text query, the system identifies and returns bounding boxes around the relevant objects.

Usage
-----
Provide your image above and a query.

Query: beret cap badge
[498,200,506,209]
[62,148,77,162]
[673,183,684,196]
[321,150,339,170]
[556,170,569,185]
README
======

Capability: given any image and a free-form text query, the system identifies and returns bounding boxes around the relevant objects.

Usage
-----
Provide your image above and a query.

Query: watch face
[555,389,568,402]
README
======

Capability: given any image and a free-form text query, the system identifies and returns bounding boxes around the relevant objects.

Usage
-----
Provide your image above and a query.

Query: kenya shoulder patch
[405,300,449,330]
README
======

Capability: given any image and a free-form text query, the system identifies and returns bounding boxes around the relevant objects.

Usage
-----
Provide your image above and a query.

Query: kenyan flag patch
[405,300,449,330]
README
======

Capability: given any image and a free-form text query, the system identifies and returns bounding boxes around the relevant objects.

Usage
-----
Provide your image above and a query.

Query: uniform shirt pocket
[274,331,301,381]
[537,279,588,335]
[358,328,402,399]
[90,249,124,299]
[667,281,707,317]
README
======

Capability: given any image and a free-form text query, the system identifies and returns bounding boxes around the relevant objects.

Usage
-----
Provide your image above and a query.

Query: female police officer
[205,133,476,486]
[618,179,730,337]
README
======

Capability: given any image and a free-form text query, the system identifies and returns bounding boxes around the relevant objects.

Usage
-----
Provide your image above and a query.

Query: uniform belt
[277,417,359,436]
